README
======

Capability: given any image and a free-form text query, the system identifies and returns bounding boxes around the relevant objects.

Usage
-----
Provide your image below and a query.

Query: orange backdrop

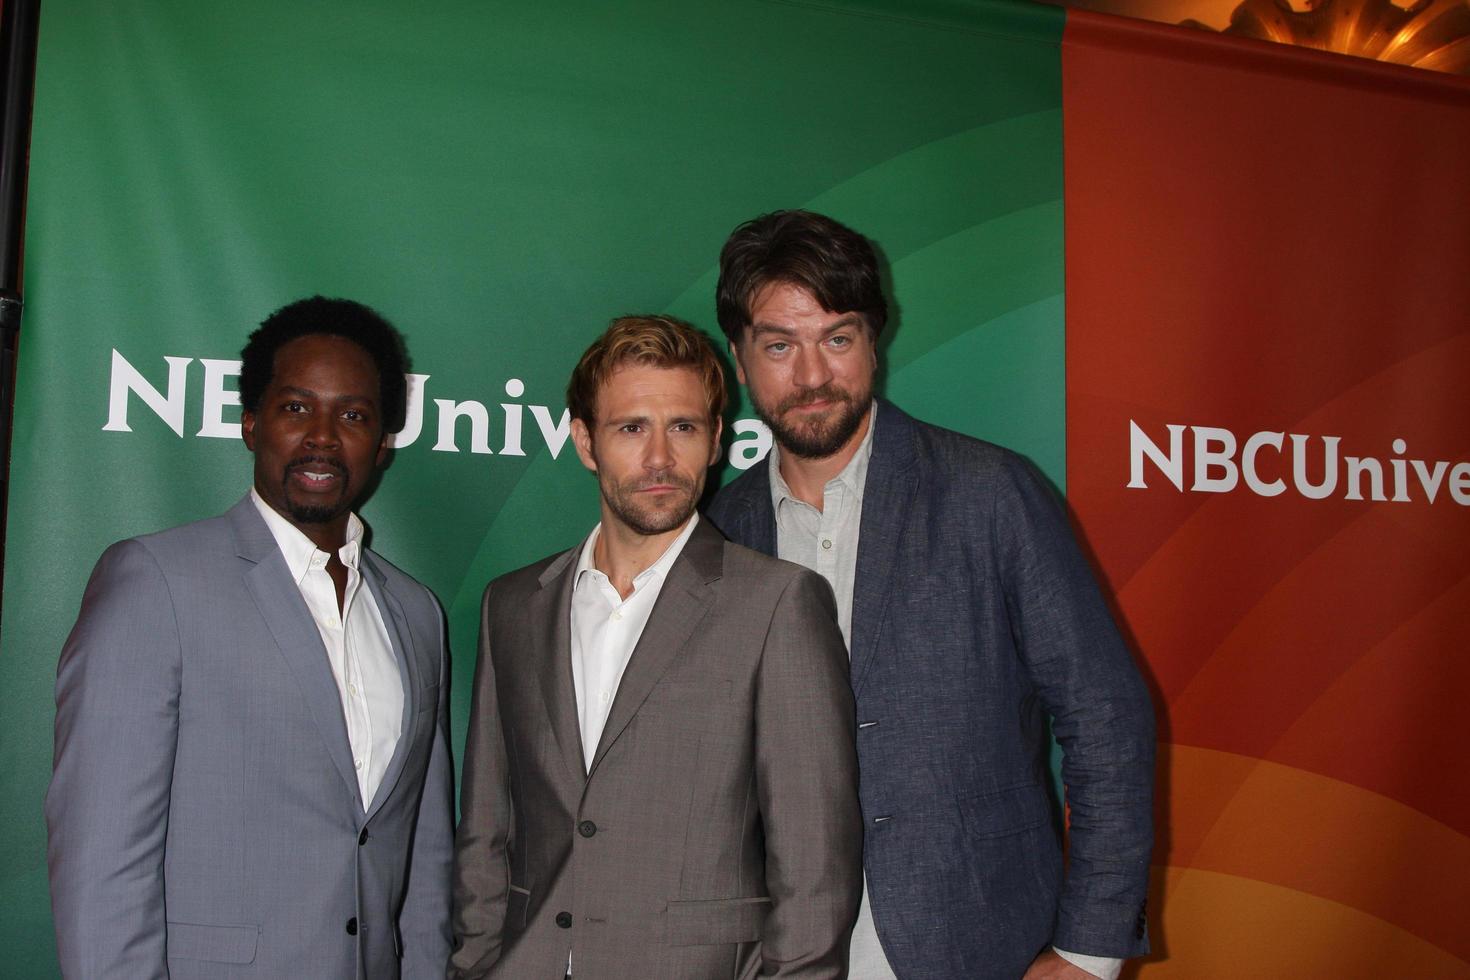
[1063,14,1470,978]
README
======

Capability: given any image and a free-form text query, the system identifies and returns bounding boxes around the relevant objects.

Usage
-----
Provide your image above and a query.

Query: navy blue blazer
[707,399,1154,980]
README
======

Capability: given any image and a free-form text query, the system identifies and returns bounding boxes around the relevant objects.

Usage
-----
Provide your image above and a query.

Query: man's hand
[1021,949,1101,980]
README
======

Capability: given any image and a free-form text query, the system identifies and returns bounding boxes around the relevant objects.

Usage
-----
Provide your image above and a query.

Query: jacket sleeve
[753,569,864,978]
[993,453,1156,958]
[447,583,515,978]
[45,540,181,980]
[397,588,455,978]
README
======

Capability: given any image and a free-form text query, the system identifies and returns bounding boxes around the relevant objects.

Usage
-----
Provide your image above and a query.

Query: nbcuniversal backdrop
[1,1,1466,977]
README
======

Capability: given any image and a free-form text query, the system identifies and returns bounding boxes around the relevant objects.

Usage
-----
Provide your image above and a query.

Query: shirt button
[822,539,832,550]
[354,759,363,770]
[578,820,597,838]
[611,610,623,621]
[600,691,611,704]
[348,683,358,696]
[555,911,573,929]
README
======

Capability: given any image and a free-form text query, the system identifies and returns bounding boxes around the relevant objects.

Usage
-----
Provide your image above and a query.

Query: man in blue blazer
[45,298,453,978]
[706,211,1155,980]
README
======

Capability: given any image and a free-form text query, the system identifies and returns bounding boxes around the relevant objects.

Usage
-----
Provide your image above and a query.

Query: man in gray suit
[706,212,1156,980]
[46,297,453,978]
[450,315,862,979]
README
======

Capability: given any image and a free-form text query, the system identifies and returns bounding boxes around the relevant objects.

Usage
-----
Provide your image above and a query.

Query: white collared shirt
[766,406,1120,980]
[569,514,699,772]
[250,489,403,808]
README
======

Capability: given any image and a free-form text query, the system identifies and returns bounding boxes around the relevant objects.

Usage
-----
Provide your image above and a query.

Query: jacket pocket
[665,896,771,946]
[166,921,260,963]
[957,782,1053,839]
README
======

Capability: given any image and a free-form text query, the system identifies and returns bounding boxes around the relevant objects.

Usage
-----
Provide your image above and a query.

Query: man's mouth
[286,458,346,491]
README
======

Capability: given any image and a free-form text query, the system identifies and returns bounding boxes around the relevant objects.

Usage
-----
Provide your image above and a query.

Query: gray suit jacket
[449,519,863,979]
[46,496,454,979]
[707,400,1155,980]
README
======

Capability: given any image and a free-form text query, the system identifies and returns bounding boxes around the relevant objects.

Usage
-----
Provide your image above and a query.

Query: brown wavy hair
[566,314,726,425]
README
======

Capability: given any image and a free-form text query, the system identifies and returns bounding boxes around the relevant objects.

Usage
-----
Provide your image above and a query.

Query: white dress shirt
[569,514,699,770]
[250,489,403,808]
[766,408,1120,980]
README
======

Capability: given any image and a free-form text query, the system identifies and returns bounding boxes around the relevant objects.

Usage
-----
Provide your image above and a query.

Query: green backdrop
[0,0,1064,969]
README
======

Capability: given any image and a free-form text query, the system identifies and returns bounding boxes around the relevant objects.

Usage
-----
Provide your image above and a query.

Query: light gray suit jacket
[45,496,454,979]
[449,519,863,979]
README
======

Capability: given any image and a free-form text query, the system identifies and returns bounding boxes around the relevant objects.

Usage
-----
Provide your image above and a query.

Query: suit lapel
[359,554,418,819]
[725,460,777,555]
[588,520,722,777]
[531,546,589,785]
[850,401,920,697]
[230,498,363,810]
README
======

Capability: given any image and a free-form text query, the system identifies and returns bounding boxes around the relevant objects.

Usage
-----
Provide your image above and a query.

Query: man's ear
[729,340,748,386]
[241,411,257,451]
[571,417,598,474]
[375,432,390,467]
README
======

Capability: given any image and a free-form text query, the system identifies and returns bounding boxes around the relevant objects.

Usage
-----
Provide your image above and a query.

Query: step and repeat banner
[1,0,1465,976]
[0,1,1067,973]
[1064,14,1470,979]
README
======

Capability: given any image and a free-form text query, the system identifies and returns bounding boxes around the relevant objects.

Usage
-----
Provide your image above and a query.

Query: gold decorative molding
[1182,0,1470,72]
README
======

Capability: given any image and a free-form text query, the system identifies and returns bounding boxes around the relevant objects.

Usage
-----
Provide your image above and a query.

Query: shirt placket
[340,567,373,791]
[814,482,847,584]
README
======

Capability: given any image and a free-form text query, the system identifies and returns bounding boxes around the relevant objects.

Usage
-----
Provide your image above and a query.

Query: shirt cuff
[1053,947,1123,980]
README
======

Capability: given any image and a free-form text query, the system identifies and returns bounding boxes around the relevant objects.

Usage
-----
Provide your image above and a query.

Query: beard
[281,455,352,525]
[599,469,702,536]
[751,381,872,460]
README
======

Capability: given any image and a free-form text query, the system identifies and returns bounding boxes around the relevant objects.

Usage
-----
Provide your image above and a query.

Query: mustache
[776,384,853,414]
[284,454,348,479]
[630,471,697,493]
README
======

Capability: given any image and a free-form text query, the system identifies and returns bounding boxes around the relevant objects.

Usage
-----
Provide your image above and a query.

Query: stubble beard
[601,470,702,537]
[753,382,871,460]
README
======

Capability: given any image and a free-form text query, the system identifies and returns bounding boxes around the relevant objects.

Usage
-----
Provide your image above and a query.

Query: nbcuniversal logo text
[1129,420,1470,506]
[100,351,775,470]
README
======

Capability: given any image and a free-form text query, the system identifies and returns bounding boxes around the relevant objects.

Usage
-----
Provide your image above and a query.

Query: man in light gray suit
[450,315,862,979]
[46,297,453,978]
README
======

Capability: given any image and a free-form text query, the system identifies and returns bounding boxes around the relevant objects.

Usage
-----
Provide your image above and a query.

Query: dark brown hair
[715,209,888,343]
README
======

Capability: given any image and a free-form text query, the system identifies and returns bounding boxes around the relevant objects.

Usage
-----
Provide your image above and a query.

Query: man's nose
[793,346,832,389]
[303,412,340,448]
[645,429,673,469]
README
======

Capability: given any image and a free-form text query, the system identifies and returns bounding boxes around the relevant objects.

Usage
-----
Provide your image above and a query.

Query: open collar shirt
[569,513,699,772]
[250,489,403,809]
[768,405,875,648]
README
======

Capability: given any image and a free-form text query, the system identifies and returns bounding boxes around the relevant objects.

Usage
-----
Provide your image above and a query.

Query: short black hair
[716,209,888,343]
[239,296,410,433]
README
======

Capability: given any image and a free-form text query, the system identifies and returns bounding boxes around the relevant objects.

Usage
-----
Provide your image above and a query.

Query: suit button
[578,820,597,838]
[555,911,573,929]
[358,828,369,846]
[346,917,358,936]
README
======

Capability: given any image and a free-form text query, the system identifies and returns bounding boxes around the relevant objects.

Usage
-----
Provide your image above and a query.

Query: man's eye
[828,334,852,349]
[619,423,642,434]
[284,401,307,413]
[672,422,696,433]
[342,410,365,422]
[766,342,790,354]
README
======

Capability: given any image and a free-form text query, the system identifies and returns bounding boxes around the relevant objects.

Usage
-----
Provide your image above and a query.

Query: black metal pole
[0,0,42,616]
